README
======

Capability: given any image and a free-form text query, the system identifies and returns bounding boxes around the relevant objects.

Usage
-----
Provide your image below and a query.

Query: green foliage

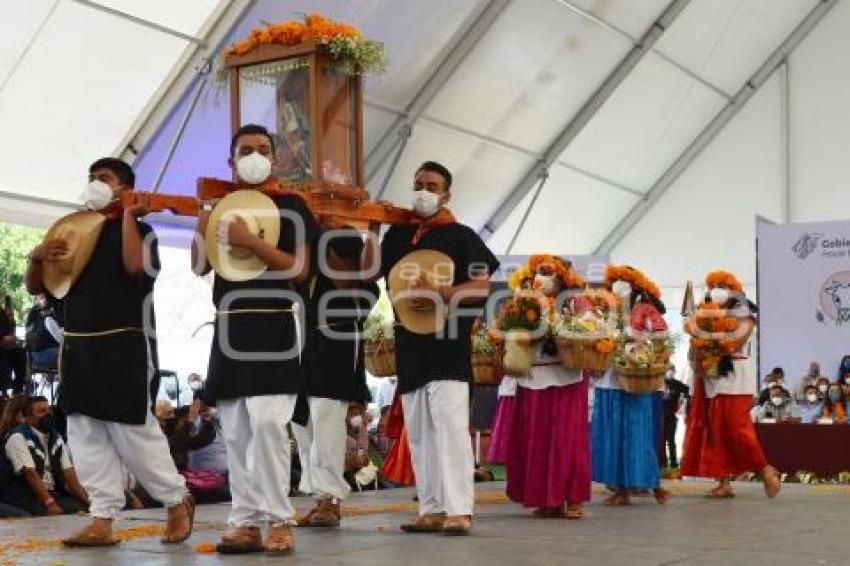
[0,222,44,322]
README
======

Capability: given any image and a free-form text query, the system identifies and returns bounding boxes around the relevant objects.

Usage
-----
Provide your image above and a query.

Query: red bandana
[409,208,456,245]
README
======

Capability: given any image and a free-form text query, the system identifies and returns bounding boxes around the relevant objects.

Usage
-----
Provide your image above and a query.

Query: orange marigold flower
[195,542,217,554]
[595,339,615,354]
[526,309,538,323]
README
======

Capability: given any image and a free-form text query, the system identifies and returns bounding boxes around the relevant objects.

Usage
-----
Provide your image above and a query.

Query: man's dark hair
[772,367,784,376]
[230,124,276,157]
[416,161,452,190]
[89,158,135,188]
[23,396,48,416]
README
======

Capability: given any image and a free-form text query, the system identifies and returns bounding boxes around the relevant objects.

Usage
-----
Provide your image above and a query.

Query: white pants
[218,394,296,527]
[402,380,474,517]
[291,397,350,500]
[67,412,188,519]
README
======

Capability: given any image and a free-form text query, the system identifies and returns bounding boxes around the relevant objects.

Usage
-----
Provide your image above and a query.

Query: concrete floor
[1,480,849,565]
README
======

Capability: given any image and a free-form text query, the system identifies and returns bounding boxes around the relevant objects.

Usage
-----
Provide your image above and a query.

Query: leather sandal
[162,495,195,544]
[565,503,584,520]
[62,519,119,548]
[264,523,295,556]
[216,526,264,554]
[441,515,472,536]
[400,513,446,533]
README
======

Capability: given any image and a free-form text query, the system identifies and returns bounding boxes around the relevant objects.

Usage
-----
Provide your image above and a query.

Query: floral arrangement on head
[605,264,662,301]
[507,254,585,291]
[225,13,388,75]
[705,270,744,292]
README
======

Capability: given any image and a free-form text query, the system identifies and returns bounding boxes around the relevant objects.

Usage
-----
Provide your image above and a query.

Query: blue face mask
[829,391,841,402]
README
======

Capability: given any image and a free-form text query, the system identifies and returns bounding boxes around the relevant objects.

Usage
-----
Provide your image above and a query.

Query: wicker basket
[556,336,614,371]
[365,340,396,377]
[472,351,501,386]
[502,333,534,378]
[616,365,666,393]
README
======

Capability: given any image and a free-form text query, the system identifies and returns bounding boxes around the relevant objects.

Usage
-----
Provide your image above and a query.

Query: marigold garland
[225,13,387,74]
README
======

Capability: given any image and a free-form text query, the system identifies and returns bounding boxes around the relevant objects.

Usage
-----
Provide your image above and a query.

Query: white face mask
[710,288,730,305]
[412,190,441,218]
[819,384,829,393]
[349,415,363,429]
[81,180,115,211]
[236,152,272,185]
[807,393,818,403]
[771,396,784,406]
[534,273,557,295]
[611,280,632,298]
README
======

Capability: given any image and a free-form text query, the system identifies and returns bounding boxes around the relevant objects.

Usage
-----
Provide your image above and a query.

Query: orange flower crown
[527,254,585,290]
[605,264,661,301]
[705,270,744,293]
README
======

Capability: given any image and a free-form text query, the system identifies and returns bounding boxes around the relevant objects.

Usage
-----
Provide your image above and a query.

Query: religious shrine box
[225,41,364,188]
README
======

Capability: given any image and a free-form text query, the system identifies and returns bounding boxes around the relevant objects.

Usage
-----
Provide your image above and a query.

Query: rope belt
[59,327,145,381]
[215,306,303,364]
[63,327,143,338]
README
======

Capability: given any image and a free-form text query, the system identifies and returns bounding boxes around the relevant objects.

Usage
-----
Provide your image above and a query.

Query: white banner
[757,218,850,395]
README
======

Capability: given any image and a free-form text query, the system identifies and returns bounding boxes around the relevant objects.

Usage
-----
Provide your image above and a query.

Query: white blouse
[517,342,584,391]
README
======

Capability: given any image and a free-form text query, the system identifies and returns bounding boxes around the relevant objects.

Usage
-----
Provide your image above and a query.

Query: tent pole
[151,77,209,191]
[506,169,549,254]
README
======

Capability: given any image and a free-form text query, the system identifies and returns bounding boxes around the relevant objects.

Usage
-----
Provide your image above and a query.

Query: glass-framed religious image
[238,58,313,182]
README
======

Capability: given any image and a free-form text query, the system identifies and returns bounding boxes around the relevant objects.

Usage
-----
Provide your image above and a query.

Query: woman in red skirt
[681,271,781,498]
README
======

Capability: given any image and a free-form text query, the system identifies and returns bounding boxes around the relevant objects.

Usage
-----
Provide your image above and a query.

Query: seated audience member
[344,403,376,490]
[187,394,227,476]
[820,383,847,424]
[816,377,831,400]
[157,400,216,472]
[798,361,825,400]
[757,369,786,405]
[0,395,27,438]
[25,295,60,370]
[0,397,89,515]
[798,385,824,424]
[755,386,800,423]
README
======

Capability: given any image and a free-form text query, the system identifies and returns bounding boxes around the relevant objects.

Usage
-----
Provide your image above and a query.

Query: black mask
[35,414,55,433]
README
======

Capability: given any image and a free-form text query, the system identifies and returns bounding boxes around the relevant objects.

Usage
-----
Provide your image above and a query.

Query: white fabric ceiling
[1,0,847,301]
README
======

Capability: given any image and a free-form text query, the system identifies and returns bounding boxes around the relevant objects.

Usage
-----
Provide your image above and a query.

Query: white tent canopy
[2,0,849,301]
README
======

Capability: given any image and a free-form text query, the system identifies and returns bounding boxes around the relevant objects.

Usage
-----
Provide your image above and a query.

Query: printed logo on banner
[792,232,822,260]
[818,271,850,325]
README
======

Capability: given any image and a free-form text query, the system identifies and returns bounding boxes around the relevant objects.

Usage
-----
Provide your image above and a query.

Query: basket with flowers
[613,336,673,393]
[684,302,741,378]
[554,289,619,371]
[363,313,396,377]
[471,320,501,386]
[490,293,547,378]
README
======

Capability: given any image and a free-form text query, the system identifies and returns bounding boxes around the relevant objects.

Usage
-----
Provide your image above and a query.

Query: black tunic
[380,222,499,395]
[303,229,378,403]
[58,219,160,425]
[205,194,320,402]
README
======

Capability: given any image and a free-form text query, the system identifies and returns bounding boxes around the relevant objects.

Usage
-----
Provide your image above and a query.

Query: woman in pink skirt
[487,376,516,464]
[504,256,590,519]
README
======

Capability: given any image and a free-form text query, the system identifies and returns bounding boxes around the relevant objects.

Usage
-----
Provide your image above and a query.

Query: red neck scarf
[410,208,456,245]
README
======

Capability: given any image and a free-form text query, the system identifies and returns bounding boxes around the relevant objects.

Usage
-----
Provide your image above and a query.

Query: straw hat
[42,211,107,299]
[205,190,281,282]
[388,249,455,335]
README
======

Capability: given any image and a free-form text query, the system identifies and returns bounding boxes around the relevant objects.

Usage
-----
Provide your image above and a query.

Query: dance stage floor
[1,480,847,565]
